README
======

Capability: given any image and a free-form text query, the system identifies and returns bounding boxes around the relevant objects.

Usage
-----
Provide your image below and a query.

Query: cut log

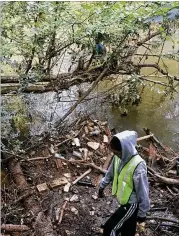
[1,224,29,232]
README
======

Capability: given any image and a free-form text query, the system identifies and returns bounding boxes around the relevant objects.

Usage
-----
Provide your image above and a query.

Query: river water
[1,36,179,151]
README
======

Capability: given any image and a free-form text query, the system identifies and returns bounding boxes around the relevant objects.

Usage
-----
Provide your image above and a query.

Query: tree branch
[55,68,108,127]
[138,63,179,81]
[138,76,173,87]
[137,31,161,46]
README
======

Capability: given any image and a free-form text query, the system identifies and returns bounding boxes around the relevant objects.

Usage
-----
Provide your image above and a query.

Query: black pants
[103,203,138,236]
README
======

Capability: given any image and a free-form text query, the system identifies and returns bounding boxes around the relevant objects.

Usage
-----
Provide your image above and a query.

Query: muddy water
[106,83,179,150]
[2,73,178,152]
[99,34,179,150]
[1,36,179,152]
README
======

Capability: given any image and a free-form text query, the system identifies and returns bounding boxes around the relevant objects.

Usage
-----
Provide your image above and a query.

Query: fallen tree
[1,72,99,94]
[6,155,55,236]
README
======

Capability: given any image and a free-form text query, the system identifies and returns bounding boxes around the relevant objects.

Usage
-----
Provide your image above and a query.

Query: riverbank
[1,118,179,236]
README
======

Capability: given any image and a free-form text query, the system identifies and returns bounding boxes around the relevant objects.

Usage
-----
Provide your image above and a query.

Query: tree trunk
[1,71,100,94]
[7,156,54,236]
[25,47,35,74]
[1,82,53,94]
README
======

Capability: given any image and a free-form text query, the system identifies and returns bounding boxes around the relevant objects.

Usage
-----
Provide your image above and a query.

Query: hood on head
[114,130,138,163]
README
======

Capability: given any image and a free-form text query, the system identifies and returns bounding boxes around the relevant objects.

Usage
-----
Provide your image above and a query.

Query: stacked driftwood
[1,118,179,236]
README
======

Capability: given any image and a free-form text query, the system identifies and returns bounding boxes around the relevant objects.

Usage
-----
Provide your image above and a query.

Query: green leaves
[1,1,178,76]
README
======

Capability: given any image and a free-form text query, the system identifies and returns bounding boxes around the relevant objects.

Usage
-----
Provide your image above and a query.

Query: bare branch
[138,63,179,81]
[137,31,161,46]
[55,68,108,127]
[138,76,172,87]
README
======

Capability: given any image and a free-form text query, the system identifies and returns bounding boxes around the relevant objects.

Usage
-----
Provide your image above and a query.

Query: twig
[159,223,179,229]
[12,191,34,205]
[54,157,106,174]
[72,168,92,185]
[53,157,85,165]
[58,200,68,225]
[160,229,178,236]
[56,122,85,147]
[137,31,160,46]
[166,186,179,196]
[1,150,25,162]
[27,156,51,161]
[138,76,173,87]
[138,64,179,82]
[166,159,177,172]
[146,216,179,224]
[150,207,168,212]
[147,165,179,186]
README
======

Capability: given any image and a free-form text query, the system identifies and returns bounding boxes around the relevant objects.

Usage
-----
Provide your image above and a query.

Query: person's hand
[98,187,105,198]
[137,216,146,224]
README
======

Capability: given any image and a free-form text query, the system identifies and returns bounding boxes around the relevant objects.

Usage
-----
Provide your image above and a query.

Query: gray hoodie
[100,130,150,218]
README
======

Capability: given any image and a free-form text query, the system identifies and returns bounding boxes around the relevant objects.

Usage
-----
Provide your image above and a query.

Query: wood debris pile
[1,118,179,236]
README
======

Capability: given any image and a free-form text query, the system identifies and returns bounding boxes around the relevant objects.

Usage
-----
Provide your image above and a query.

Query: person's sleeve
[100,157,115,189]
[133,161,150,218]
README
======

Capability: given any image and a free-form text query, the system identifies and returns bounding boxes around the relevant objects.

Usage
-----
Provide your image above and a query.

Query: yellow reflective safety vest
[112,154,143,205]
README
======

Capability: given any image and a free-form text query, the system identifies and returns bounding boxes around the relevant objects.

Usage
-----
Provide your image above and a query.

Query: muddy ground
[1,119,179,236]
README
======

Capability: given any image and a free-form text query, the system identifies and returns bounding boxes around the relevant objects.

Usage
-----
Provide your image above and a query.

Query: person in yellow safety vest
[98,130,150,236]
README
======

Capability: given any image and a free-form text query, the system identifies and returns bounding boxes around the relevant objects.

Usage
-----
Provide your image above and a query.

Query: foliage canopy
[1,1,179,76]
